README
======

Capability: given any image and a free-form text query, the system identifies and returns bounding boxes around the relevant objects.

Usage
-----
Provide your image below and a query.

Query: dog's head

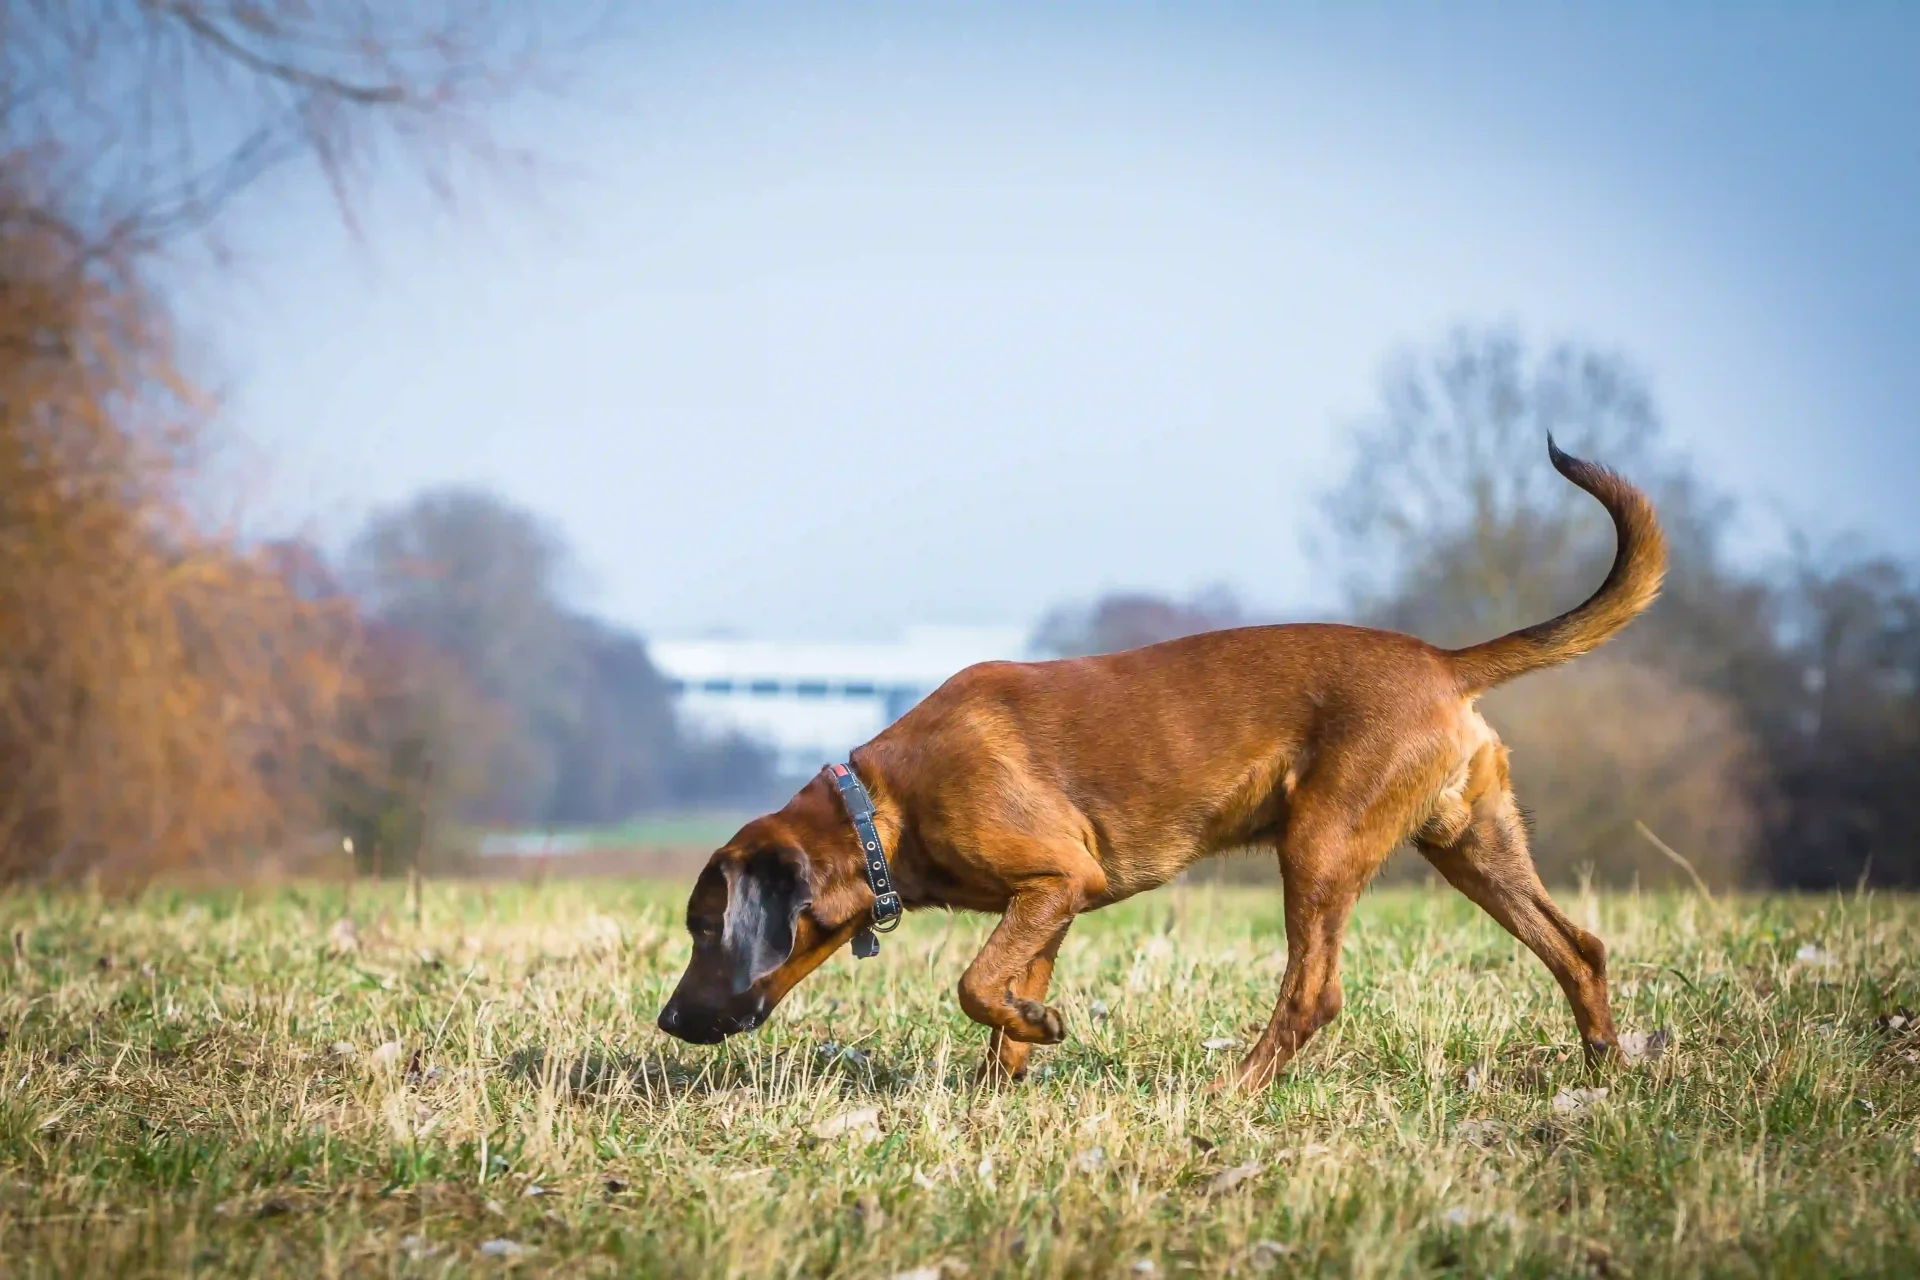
[656,782,876,1044]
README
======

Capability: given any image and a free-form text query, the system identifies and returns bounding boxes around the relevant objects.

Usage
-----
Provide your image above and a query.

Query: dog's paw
[1207,1049,1283,1096]
[1010,998,1067,1045]
[975,1056,1029,1088]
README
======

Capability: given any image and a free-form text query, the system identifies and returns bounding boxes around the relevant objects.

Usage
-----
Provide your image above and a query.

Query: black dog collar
[825,762,902,958]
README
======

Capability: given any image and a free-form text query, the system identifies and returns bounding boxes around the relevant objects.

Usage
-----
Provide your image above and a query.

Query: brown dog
[658,439,1666,1090]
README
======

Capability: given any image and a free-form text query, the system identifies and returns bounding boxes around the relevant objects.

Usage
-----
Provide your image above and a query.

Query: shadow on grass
[503,1040,926,1100]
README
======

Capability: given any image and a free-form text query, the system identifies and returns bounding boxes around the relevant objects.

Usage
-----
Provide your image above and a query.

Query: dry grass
[1,877,1917,1277]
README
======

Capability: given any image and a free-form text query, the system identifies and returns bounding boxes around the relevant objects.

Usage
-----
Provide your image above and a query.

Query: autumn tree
[1318,327,1769,887]
[0,1,593,880]
[1033,586,1247,658]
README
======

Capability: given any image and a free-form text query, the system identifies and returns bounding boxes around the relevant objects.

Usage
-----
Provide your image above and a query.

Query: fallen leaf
[1440,1205,1522,1232]
[370,1040,406,1070]
[1551,1087,1609,1116]
[1129,1259,1160,1276]
[1455,1119,1505,1146]
[326,917,359,956]
[812,1106,882,1143]
[976,1151,996,1189]
[1074,1146,1106,1173]
[1189,1134,1217,1155]
[1795,943,1837,969]
[400,1234,440,1259]
[522,1183,547,1198]
[1619,1029,1671,1064]
[1248,1240,1294,1271]
[1204,1160,1263,1195]
[816,1041,869,1066]
[329,1041,357,1060]
[1201,1036,1241,1052]
[478,1238,528,1259]
[888,1262,967,1280]
[1090,999,1111,1021]
[1463,1065,1485,1093]
[1261,1142,1331,1165]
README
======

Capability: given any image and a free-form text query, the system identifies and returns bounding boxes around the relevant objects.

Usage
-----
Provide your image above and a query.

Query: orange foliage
[0,188,362,883]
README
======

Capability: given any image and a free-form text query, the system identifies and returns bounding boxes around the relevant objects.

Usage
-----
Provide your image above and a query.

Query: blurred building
[649,625,1029,776]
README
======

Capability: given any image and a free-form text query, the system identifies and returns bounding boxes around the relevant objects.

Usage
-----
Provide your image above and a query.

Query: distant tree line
[1037,327,1920,890]
[4,6,1906,889]
[307,488,777,872]
[0,0,716,885]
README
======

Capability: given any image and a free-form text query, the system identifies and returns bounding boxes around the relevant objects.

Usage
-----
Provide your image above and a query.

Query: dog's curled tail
[1446,437,1669,695]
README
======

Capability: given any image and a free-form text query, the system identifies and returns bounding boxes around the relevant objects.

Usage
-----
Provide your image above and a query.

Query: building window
[749,680,781,696]
[884,686,923,722]
[795,681,829,698]
[701,679,733,695]
[842,682,876,697]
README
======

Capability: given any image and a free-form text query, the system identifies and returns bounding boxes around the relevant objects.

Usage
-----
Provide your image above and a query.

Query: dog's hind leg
[1417,776,1618,1060]
[1219,806,1397,1092]
[1218,855,1356,1090]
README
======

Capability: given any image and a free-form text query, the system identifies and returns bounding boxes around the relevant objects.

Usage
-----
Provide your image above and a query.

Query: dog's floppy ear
[722,846,809,993]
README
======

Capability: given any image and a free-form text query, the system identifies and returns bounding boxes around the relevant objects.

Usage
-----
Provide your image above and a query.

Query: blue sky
[190,3,1920,640]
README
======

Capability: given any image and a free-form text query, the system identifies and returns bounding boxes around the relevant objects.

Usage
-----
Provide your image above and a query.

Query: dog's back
[880,622,1463,895]
[870,436,1666,902]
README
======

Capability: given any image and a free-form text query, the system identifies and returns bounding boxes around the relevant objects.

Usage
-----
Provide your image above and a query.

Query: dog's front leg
[959,884,1080,1071]
[978,928,1071,1084]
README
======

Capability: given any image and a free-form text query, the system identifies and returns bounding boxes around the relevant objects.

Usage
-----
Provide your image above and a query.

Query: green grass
[1,878,1917,1277]
[456,813,755,858]
[586,813,755,849]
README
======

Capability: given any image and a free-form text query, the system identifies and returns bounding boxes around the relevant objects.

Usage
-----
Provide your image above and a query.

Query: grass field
[2,877,1917,1278]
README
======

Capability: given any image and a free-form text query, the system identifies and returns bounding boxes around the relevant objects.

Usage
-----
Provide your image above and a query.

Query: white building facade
[649,626,1031,777]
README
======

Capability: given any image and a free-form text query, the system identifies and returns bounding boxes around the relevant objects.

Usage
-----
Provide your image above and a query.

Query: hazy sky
[192,3,1920,641]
